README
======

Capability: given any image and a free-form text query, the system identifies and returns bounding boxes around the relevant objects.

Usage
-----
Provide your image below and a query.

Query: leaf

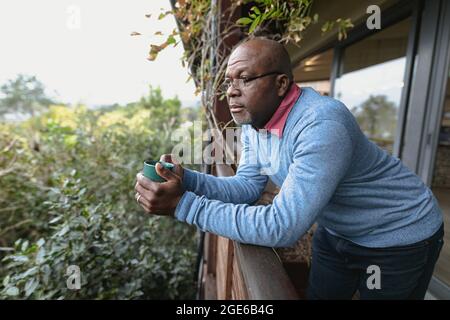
[167,35,176,45]
[42,264,51,286]
[78,187,87,197]
[36,246,46,264]
[3,275,10,287]
[11,255,29,263]
[236,17,253,25]
[55,225,69,237]
[21,240,29,252]
[313,13,319,23]
[321,21,334,33]
[147,54,157,62]
[130,32,142,36]
[251,6,261,15]
[154,31,163,36]
[249,15,261,33]
[49,216,63,224]
[24,278,39,297]
[37,238,45,247]
[17,266,39,279]
[147,42,169,61]
[73,216,88,228]
[270,9,281,19]
[5,287,19,296]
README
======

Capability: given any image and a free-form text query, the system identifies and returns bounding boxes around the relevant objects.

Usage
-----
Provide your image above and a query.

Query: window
[294,49,334,96]
[431,67,450,288]
[334,18,412,153]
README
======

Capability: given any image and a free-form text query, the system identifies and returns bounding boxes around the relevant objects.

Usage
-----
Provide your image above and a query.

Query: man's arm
[181,126,268,204]
[175,120,353,247]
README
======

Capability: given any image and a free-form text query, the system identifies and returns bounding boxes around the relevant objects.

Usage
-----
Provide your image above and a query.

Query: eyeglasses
[219,71,282,93]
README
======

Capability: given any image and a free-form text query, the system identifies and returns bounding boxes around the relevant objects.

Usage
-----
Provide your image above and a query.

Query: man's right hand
[159,154,184,181]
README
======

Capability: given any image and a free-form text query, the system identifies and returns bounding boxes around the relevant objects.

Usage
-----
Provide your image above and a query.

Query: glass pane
[432,67,450,287]
[334,18,412,153]
[294,49,334,96]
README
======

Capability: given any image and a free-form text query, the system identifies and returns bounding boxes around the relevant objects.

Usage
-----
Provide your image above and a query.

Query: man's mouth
[230,104,244,113]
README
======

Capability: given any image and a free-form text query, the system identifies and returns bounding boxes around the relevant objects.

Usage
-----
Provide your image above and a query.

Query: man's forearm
[182,168,268,205]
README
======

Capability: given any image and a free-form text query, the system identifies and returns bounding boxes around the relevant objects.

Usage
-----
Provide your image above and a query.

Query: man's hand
[134,156,185,217]
[159,154,184,179]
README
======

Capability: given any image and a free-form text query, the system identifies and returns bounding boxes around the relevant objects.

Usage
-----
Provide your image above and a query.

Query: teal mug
[143,160,174,182]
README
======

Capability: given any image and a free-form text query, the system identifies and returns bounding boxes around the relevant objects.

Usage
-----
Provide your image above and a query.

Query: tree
[351,95,397,140]
[0,74,54,117]
[139,86,182,128]
[136,0,353,144]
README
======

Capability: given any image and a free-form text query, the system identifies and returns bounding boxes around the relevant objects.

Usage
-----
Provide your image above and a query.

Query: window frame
[330,0,418,158]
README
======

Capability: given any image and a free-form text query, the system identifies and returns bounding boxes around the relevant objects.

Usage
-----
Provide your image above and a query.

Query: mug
[142,160,174,182]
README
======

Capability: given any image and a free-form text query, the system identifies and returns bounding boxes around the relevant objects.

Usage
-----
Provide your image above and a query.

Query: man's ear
[277,74,291,97]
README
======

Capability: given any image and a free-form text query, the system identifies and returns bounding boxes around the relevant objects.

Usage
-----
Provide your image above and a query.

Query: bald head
[231,37,293,81]
[225,37,294,128]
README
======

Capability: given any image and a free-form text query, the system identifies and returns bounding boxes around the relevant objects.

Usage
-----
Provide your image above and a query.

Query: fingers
[135,183,149,200]
[160,154,181,165]
[160,154,173,163]
[135,183,163,209]
[136,173,157,191]
[155,162,180,182]
[135,190,165,214]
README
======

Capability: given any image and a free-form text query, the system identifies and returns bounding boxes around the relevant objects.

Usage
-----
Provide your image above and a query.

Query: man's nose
[226,85,240,98]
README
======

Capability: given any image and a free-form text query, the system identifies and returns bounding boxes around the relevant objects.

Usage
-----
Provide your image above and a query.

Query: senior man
[134,37,444,299]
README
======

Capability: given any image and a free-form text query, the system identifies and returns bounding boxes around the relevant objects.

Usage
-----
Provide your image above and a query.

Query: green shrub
[0,89,200,299]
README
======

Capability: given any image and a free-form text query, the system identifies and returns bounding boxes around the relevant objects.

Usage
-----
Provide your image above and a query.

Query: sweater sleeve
[175,120,354,247]
[181,126,268,204]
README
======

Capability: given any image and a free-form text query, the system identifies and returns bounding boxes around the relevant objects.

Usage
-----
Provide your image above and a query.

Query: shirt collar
[263,83,301,138]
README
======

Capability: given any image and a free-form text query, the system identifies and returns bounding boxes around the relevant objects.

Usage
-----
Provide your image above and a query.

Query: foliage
[236,0,352,42]
[351,95,397,140]
[0,86,199,299]
[134,0,353,164]
[0,74,55,117]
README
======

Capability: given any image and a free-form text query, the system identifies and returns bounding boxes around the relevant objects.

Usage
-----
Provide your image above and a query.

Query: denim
[175,87,443,248]
[307,224,444,299]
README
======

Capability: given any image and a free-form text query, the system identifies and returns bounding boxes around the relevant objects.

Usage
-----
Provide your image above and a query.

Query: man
[134,37,444,299]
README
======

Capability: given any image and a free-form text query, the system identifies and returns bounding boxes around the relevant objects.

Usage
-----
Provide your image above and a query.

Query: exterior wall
[433,147,450,187]
[289,0,450,298]
[287,0,400,64]
[432,82,450,187]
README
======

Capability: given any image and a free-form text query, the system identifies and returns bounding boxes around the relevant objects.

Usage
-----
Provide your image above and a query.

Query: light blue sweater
[175,87,443,248]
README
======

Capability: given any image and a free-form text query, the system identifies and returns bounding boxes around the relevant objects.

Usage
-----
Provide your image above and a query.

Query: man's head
[224,37,293,128]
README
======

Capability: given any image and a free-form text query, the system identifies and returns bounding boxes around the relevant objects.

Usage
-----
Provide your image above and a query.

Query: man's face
[225,46,282,129]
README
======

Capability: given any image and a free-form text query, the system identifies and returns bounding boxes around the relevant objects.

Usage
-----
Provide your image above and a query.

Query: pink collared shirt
[263,83,301,138]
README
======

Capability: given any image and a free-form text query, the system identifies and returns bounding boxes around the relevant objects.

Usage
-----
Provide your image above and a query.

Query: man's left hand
[134,163,184,217]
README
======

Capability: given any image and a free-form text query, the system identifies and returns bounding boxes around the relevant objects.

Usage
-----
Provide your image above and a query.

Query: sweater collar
[262,83,301,138]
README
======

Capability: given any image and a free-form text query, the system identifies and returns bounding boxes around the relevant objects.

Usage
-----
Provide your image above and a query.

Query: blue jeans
[307,224,444,300]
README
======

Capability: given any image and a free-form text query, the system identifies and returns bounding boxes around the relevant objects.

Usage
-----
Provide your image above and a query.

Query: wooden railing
[198,164,312,300]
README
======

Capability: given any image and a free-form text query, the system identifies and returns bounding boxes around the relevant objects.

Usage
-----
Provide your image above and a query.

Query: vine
[133,0,353,161]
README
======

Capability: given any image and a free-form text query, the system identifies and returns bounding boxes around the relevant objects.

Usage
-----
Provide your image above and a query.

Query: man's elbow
[265,227,302,248]
[271,235,299,248]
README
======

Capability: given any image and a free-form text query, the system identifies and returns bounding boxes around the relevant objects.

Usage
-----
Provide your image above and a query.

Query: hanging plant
[132,0,353,160]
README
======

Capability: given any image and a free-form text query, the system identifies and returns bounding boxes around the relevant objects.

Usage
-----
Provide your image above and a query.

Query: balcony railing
[198,164,313,300]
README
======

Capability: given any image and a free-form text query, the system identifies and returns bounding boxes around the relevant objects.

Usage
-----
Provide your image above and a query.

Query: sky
[334,58,406,110]
[0,0,198,107]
